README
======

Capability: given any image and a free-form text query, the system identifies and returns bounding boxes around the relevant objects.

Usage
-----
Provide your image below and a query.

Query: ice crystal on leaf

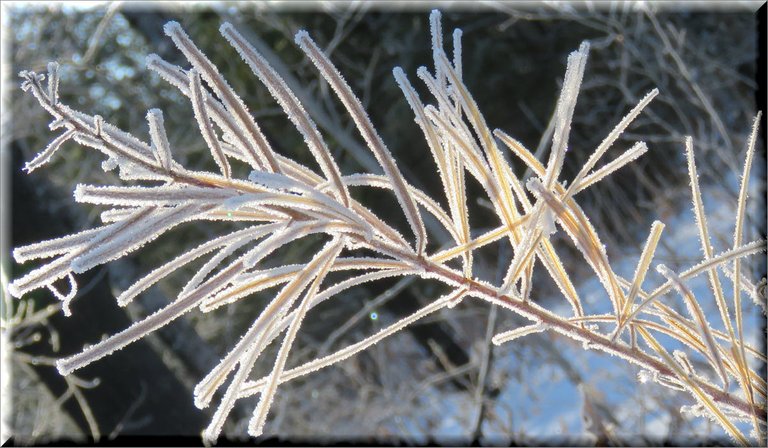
[10,10,766,444]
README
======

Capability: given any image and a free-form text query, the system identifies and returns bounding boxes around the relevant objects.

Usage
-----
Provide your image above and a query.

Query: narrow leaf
[296,30,426,254]
[189,69,231,178]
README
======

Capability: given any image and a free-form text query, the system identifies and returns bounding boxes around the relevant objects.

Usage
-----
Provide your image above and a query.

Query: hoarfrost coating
[10,9,766,444]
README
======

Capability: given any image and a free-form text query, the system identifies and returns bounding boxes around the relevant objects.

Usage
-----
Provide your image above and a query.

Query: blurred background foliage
[3,1,765,445]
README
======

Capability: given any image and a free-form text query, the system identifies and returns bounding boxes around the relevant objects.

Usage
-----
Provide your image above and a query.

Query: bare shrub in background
[5,6,766,445]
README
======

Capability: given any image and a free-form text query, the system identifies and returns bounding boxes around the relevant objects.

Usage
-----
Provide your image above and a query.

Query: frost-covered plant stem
[365,236,764,420]
[10,10,766,444]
